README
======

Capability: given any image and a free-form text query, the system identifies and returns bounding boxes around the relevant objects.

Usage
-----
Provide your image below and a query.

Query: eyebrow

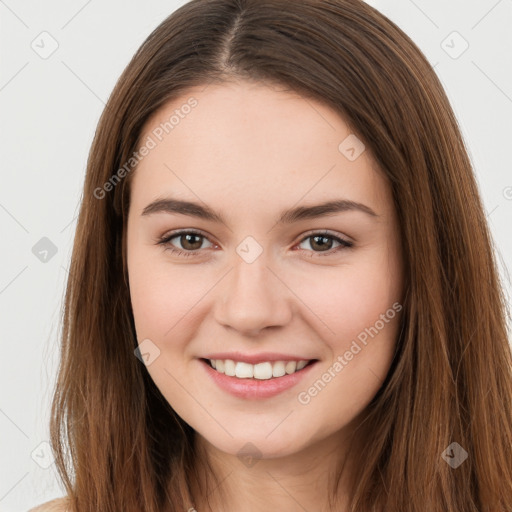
[141,197,379,224]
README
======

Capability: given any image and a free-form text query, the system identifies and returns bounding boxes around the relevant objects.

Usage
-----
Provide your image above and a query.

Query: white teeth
[253,362,273,380]
[285,361,297,374]
[224,359,236,376]
[235,361,253,378]
[272,361,286,377]
[209,358,311,379]
[296,360,308,370]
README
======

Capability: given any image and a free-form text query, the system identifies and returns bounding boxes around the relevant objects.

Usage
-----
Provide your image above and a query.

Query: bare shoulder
[28,497,70,512]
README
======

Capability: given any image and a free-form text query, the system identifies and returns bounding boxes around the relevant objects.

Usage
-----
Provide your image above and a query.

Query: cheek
[318,283,399,394]
[292,253,401,347]
[128,245,212,340]
[297,299,401,434]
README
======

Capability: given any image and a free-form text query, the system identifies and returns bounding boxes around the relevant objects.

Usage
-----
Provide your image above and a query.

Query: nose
[213,254,293,337]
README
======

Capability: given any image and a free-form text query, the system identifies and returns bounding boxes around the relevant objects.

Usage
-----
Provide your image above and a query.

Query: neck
[189,428,357,512]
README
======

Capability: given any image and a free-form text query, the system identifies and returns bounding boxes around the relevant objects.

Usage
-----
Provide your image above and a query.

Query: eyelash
[156,229,353,258]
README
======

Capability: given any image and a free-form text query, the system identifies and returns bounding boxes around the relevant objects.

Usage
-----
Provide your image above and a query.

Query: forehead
[129,81,389,218]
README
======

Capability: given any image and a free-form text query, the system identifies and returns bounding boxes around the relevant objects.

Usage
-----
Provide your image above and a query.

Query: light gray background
[1,1,511,510]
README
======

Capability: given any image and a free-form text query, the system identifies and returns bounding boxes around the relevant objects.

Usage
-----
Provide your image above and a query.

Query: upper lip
[201,352,317,365]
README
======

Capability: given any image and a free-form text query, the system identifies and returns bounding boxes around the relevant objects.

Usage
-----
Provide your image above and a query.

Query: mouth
[199,357,319,399]
[201,357,317,380]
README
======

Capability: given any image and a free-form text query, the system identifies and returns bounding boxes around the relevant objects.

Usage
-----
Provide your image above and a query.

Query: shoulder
[28,497,70,512]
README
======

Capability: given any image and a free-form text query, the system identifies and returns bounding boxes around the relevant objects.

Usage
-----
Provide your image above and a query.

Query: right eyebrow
[141,198,226,223]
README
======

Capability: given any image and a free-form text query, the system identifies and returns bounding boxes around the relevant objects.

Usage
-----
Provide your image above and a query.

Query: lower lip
[199,359,318,399]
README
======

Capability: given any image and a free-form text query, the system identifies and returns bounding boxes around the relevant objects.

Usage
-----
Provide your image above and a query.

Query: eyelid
[156,228,353,257]
[158,227,209,241]
[297,228,353,244]
[156,228,215,250]
[295,229,353,256]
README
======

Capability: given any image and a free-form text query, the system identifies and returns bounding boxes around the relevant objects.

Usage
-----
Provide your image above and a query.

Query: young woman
[32,0,512,511]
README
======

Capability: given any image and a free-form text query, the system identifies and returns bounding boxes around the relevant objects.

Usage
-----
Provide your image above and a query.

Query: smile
[200,357,319,399]
[205,358,313,380]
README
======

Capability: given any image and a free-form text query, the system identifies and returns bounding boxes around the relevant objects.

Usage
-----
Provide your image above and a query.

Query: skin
[126,80,404,512]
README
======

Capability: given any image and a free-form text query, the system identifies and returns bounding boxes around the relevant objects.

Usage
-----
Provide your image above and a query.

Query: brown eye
[157,230,214,256]
[178,233,204,250]
[309,235,335,252]
[297,232,353,257]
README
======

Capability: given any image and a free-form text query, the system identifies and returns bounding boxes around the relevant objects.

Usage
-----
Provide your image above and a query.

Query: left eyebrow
[276,199,379,224]
[140,197,379,223]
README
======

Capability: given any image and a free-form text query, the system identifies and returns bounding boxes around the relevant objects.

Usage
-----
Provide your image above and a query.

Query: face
[126,80,403,459]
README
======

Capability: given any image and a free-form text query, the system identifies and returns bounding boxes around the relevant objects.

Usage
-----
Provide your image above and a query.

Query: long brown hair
[49,0,512,510]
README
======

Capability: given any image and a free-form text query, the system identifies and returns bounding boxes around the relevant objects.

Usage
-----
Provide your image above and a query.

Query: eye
[156,229,353,258]
[295,231,353,257]
[157,229,214,257]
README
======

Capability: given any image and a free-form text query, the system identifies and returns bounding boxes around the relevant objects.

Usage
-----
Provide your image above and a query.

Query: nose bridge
[214,242,291,334]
